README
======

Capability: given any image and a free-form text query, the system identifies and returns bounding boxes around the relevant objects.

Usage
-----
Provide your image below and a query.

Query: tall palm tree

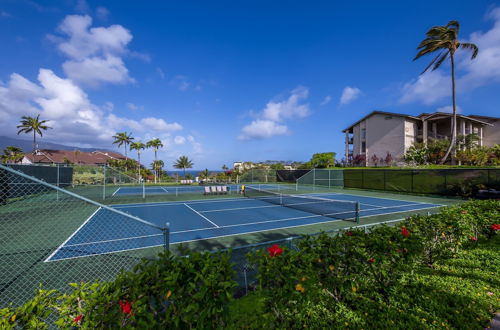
[146,138,164,183]
[130,141,146,179]
[198,168,210,181]
[151,160,165,182]
[16,115,52,154]
[112,132,134,160]
[173,156,194,177]
[1,146,23,163]
[414,20,478,164]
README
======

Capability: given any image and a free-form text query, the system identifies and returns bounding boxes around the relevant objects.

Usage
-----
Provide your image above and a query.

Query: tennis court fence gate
[0,164,170,309]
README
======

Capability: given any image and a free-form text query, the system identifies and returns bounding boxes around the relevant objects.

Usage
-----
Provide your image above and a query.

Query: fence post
[163,222,170,251]
[56,164,60,201]
[356,202,360,224]
[102,165,106,200]
[142,179,146,199]
[328,169,331,189]
[313,168,316,191]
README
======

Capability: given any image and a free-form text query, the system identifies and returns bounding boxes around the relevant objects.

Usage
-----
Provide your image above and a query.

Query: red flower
[73,315,82,323]
[119,300,132,314]
[401,227,409,238]
[368,258,375,263]
[267,244,283,257]
[469,236,478,241]
[346,231,353,236]
[491,224,500,231]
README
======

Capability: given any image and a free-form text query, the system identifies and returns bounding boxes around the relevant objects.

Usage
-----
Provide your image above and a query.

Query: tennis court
[47,189,442,262]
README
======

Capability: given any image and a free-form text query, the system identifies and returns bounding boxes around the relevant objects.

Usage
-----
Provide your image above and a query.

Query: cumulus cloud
[126,102,143,111]
[400,7,500,104]
[0,69,181,147]
[187,135,203,154]
[339,86,361,105]
[174,136,186,144]
[320,95,332,106]
[239,120,289,140]
[238,86,309,140]
[51,15,134,86]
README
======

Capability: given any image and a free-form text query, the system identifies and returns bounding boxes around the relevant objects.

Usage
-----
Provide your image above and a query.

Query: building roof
[342,110,495,132]
[342,110,420,132]
[23,149,126,165]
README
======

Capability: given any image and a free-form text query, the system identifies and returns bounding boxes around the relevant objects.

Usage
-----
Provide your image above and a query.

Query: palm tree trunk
[440,52,457,165]
[137,152,141,180]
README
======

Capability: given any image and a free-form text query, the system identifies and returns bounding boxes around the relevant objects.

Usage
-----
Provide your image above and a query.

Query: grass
[226,236,500,329]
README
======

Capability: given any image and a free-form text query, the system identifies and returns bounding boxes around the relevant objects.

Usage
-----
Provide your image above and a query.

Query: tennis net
[244,186,360,223]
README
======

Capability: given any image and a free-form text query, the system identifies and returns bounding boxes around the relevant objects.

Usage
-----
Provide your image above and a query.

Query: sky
[1,0,500,170]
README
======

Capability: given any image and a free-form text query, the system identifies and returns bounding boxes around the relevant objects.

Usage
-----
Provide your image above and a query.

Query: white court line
[183,203,220,228]
[44,207,102,262]
[47,204,443,262]
[111,187,121,196]
[64,232,162,248]
[161,187,169,193]
[112,196,249,208]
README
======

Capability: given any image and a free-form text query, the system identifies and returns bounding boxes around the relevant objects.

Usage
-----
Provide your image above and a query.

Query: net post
[102,165,106,200]
[355,201,360,224]
[163,222,170,251]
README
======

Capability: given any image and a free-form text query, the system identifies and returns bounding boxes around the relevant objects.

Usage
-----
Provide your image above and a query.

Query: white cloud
[400,70,450,105]
[96,7,110,20]
[187,135,203,154]
[239,120,289,140]
[52,15,134,86]
[156,68,165,79]
[0,69,182,147]
[126,102,144,111]
[170,75,190,91]
[261,86,309,122]
[400,7,500,105]
[320,95,332,106]
[238,86,309,140]
[340,86,361,105]
[436,105,463,113]
[174,136,186,144]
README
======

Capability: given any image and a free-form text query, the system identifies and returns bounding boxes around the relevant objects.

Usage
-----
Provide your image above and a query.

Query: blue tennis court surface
[46,192,442,261]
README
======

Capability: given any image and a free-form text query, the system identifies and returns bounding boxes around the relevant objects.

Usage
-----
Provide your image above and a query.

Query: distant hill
[0,136,108,153]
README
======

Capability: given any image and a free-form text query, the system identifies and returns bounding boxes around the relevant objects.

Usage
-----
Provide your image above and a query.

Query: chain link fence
[0,164,169,309]
[239,169,277,183]
[296,169,344,190]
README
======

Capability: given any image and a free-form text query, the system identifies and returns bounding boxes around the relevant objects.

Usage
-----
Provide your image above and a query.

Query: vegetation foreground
[1,200,499,329]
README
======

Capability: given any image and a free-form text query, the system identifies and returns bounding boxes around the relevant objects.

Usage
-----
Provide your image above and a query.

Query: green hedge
[1,200,499,329]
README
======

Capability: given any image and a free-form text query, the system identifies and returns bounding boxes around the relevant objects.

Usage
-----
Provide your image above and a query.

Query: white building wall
[404,120,418,151]
[481,119,500,147]
[365,114,406,165]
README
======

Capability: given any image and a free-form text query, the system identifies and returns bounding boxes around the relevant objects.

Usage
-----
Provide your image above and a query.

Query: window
[361,142,366,153]
[361,128,366,140]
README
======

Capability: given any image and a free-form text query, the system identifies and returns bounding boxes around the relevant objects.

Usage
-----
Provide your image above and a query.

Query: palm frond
[459,42,479,59]
[432,52,449,71]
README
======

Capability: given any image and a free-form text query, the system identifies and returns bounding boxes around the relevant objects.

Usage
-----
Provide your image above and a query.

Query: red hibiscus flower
[73,315,83,323]
[491,224,500,231]
[267,244,283,257]
[346,231,353,236]
[401,227,409,238]
[469,236,477,241]
[119,300,132,314]
[368,258,375,263]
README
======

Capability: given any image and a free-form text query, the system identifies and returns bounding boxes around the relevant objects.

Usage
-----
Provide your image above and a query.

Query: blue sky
[1,1,499,170]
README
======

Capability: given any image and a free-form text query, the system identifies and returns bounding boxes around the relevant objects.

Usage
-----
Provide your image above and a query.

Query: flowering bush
[0,250,236,329]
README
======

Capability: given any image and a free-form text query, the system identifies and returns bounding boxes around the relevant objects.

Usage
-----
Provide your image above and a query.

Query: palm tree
[130,141,146,179]
[16,115,52,154]
[146,138,163,183]
[173,155,194,177]
[151,160,164,182]
[414,20,478,164]
[198,168,210,181]
[112,132,134,160]
[1,146,23,163]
